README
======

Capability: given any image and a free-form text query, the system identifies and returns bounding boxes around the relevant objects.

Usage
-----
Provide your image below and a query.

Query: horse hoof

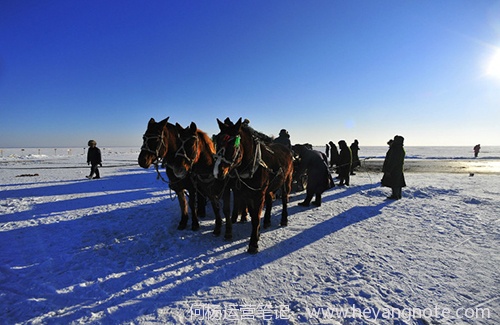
[224,234,233,241]
[263,222,271,229]
[178,224,187,230]
[247,246,259,254]
[213,230,221,236]
[192,224,200,231]
[280,221,288,227]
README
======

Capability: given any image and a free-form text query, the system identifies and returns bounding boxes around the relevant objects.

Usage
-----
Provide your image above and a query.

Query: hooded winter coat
[337,140,352,178]
[294,145,331,196]
[381,136,406,188]
[87,147,102,165]
[328,141,339,167]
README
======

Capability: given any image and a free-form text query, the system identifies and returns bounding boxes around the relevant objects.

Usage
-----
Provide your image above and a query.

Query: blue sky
[1,0,500,148]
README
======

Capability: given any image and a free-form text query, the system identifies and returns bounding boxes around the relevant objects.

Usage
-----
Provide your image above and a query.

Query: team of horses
[138,117,294,253]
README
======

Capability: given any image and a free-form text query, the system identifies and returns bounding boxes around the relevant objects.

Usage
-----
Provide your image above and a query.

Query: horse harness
[215,133,284,191]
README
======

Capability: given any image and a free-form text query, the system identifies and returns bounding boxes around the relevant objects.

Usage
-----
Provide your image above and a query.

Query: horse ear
[159,117,170,124]
[189,122,197,132]
[217,118,225,131]
[234,118,242,130]
[148,118,156,125]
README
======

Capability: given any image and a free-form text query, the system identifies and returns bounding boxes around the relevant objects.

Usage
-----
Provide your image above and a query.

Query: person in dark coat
[337,140,352,186]
[273,129,292,149]
[86,140,102,179]
[473,144,481,158]
[350,139,360,175]
[381,135,406,199]
[293,144,333,207]
[328,140,339,169]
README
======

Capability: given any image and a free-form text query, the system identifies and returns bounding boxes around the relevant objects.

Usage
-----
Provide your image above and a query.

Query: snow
[1,147,499,324]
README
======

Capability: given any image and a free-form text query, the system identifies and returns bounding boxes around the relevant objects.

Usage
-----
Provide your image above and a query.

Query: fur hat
[88,140,97,146]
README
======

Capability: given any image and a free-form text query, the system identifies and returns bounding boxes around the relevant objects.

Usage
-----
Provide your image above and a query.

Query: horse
[213,118,294,253]
[170,121,233,239]
[137,117,205,231]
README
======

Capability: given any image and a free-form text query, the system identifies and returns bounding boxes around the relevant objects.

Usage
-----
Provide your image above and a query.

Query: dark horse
[138,117,204,231]
[213,118,294,253]
[170,121,233,238]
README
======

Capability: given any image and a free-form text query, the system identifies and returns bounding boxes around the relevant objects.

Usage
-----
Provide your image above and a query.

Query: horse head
[170,122,200,179]
[138,117,170,169]
[213,117,243,179]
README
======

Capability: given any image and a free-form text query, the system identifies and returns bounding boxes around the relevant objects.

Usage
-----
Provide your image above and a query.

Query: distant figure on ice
[473,144,481,158]
[350,139,360,175]
[337,140,352,186]
[293,144,334,207]
[381,135,406,200]
[328,140,339,169]
[86,140,102,179]
[273,129,292,149]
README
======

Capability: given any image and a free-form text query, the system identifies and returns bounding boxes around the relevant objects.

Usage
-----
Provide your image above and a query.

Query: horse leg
[280,175,292,226]
[248,195,264,254]
[177,190,189,230]
[211,198,222,236]
[263,192,273,229]
[231,191,247,223]
[231,191,239,223]
[313,192,322,206]
[222,187,233,240]
[189,191,200,231]
[197,195,207,218]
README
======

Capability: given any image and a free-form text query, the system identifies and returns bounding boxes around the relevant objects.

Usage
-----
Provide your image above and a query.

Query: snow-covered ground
[1,147,499,324]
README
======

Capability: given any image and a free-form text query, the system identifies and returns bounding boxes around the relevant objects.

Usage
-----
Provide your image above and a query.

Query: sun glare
[486,49,500,79]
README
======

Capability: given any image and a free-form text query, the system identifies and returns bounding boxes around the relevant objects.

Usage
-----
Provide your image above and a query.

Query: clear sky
[1,0,500,148]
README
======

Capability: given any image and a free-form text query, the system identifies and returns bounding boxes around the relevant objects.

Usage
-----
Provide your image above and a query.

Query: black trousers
[89,164,100,178]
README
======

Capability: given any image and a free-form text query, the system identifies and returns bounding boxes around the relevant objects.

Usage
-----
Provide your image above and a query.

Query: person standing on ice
[473,144,481,158]
[337,140,352,186]
[350,139,361,175]
[381,135,406,199]
[86,140,102,179]
[328,140,339,169]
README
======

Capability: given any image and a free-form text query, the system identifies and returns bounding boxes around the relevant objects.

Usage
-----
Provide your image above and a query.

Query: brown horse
[213,118,294,253]
[170,122,233,239]
[138,117,204,231]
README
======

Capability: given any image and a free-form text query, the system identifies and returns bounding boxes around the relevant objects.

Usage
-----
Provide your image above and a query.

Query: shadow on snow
[0,170,391,324]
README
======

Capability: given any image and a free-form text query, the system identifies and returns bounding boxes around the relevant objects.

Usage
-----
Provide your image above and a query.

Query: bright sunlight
[486,48,500,78]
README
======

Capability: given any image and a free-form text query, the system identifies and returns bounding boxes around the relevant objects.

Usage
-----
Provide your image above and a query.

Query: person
[273,129,292,149]
[337,140,352,186]
[381,135,406,199]
[328,141,339,169]
[473,144,481,158]
[86,140,102,179]
[293,144,334,207]
[350,139,360,175]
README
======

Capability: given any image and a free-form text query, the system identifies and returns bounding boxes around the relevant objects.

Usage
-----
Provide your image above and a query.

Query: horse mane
[241,124,273,143]
[196,128,216,161]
